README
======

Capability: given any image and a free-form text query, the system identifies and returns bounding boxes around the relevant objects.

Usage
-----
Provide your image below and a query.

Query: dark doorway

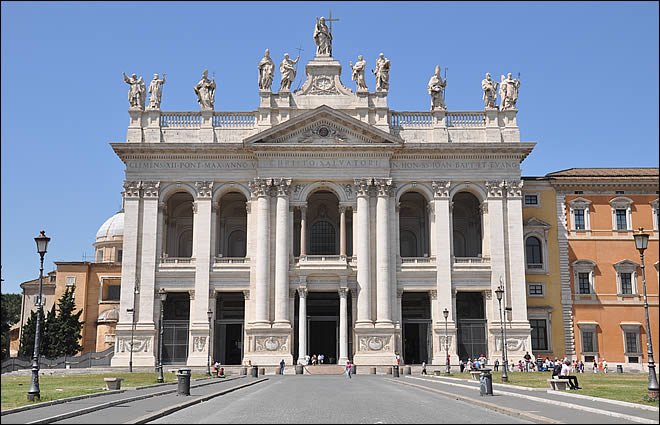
[162,293,190,364]
[456,292,487,361]
[214,292,245,365]
[401,292,431,365]
[309,320,337,363]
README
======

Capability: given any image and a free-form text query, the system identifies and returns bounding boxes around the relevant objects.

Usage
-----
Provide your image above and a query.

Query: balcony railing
[526,263,544,270]
[158,111,257,129]
[401,256,434,264]
[453,256,490,264]
[160,257,194,264]
[298,255,346,262]
[214,257,250,264]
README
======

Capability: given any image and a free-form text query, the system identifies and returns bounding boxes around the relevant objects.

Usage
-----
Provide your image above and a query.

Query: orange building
[549,168,659,371]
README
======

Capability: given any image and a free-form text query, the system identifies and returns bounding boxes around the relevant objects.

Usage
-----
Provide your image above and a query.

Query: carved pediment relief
[524,217,552,229]
[244,105,402,147]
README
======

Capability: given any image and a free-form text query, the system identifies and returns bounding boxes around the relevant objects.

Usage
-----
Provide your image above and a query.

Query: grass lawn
[485,371,659,407]
[1,372,209,411]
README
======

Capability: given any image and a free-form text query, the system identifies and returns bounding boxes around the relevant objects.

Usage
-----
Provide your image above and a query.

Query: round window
[318,127,329,137]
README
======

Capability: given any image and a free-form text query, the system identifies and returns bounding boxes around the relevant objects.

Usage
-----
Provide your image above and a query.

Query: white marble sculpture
[313,17,332,56]
[258,49,275,91]
[279,53,300,91]
[499,72,521,110]
[123,72,146,110]
[372,53,390,91]
[194,69,216,110]
[481,72,498,109]
[350,55,368,92]
[427,65,447,110]
[148,73,166,110]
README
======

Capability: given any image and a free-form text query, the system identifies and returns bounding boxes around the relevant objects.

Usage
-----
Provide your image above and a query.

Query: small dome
[98,308,119,322]
[96,211,124,240]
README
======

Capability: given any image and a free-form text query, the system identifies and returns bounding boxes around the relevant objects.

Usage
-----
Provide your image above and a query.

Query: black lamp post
[495,284,508,382]
[443,308,450,374]
[633,228,659,400]
[206,309,213,376]
[157,289,167,383]
[28,230,50,401]
[127,308,135,373]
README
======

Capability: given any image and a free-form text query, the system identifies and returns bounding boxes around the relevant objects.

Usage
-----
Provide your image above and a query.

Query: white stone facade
[110,53,535,368]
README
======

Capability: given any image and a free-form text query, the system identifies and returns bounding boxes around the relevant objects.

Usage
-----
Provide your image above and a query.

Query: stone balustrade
[389,111,434,128]
[445,112,486,127]
[161,257,194,264]
[214,257,250,264]
[453,256,491,264]
[213,111,257,128]
[160,112,202,128]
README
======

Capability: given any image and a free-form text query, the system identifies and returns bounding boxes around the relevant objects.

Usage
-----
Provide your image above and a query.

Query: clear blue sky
[1,1,658,294]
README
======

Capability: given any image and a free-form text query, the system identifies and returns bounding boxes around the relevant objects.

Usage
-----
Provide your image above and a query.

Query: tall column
[138,181,160,325]
[486,180,507,300]
[191,182,213,326]
[506,180,528,322]
[249,178,272,326]
[273,178,292,327]
[339,205,347,257]
[354,178,373,327]
[298,286,307,361]
[338,287,349,364]
[432,181,453,331]
[119,181,141,325]
[374,178,393,327]
[299,206,307,257]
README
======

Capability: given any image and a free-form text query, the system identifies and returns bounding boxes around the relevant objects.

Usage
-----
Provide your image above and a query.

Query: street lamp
[28,230,50,401]
[157,288,167,383]
[495,283,509,383]
[633,228,659,400]
[443,308,450,375]
[206,310,213,376]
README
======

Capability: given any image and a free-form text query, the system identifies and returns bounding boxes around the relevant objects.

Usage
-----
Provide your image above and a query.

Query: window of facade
[100,278,121,302]
[33,295,46,306]
[614,259,639,296]
[578,323,599,360]
[49,275,56,282]
[66,276,76,287]
[398,191,430,257]
[625,332,638,353]
[568,198,591,231]
[572,259,596,295]
[309,220,336,255]
[621,324,642,363]
[530,319,548,351]
[525,237,543,268]
[527,282,545,297]
[523,193,540,208]
[117,249,123,263]
[615,191,625,195]
[523,218,551,274]
[582,331,595,353]
[651,199,659,231]
[610,197,633,231]
[97,249,104,263]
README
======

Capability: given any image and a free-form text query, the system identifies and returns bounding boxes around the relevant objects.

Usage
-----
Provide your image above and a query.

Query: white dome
[96,211,124,240]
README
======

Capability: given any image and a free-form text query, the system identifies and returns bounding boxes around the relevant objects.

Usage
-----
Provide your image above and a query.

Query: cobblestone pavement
[150,375,530,424]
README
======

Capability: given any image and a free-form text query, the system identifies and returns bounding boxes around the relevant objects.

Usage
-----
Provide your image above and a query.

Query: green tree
[18,309,45,359]
[1,293,22,360]
[41,304,59,359]
[49,286,84,358]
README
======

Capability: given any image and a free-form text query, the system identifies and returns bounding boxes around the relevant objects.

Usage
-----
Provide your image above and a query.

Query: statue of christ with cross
[313,12,339,56]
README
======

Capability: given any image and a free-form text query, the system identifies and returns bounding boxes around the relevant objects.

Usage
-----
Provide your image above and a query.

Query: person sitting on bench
[558,359,581,389]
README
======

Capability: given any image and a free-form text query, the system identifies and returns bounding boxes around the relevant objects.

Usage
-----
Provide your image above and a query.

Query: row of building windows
[569,197,659,231]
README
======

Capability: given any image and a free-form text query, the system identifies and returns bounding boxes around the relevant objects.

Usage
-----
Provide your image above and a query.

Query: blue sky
[1,1,658,294]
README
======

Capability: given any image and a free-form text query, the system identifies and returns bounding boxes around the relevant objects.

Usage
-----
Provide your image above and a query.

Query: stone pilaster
[144,109,161,143]
[249,178,272,326]
[338,287,349,365]
[138,181,160,327]
[298,286,308,361]
[273,178,292,328]
[374,178,393,328]
[354,178,373,328]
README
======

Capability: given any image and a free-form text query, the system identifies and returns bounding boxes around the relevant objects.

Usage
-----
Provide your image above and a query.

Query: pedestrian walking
[523,351,532,372]
[494,359,499,371]
[459,359,465,373]
[593,359,598,373]
[319,353,325,364]
[421,361,427,375]
[396,353,401,366]
[346,360,352,379]
[280,359,285,375]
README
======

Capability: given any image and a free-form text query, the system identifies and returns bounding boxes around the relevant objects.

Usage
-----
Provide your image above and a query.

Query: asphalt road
[150,375,530,424]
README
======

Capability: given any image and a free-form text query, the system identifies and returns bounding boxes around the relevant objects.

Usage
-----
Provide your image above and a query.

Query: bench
[470,370,482,381]
[547,378,569,391]
[104,377,124,390]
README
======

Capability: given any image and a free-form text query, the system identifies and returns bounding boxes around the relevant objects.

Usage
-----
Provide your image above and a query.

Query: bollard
[351,364,356,375]
[479,369,493,396]
[392,365,400,377]
[404,366,411,375]
[259,367,265,376]
[295,364,303,375]
[176,368,192,396]
[251,365,258,377]
[434,370,441,376]
[616,364,623,373]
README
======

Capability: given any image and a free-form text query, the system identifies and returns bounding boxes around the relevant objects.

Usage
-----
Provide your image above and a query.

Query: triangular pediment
[244,105,402,147]
[524,217,552,229]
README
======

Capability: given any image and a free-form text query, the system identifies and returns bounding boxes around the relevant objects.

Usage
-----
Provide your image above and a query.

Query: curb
[387,378,561,424]
[0,389,125,416]
[22,376,244,424]
[127,378,269,424]
[407,376,658,424]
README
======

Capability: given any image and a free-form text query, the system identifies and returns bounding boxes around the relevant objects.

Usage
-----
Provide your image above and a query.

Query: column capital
[354,178,373,197]
[242,290,250,300]
[338,205,348,214]
[188,290,195,300]
[506,180,524,198]
[195,181,214,199]
[298,287,308,298]
[480,202,489,213]
[373,178,393,197]
[486,180,506,198]
[142,181,160,199]
[192,201,198,214]
[396,289,404,298]
[249,178,272,198]
[123,180,142,199]
[432,181,451,199]
[273,178,292,197]
[338,287,349,298]
[429,290,437,300]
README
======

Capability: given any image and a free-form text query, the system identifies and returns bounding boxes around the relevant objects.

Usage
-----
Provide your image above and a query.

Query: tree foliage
[2,293,23,360]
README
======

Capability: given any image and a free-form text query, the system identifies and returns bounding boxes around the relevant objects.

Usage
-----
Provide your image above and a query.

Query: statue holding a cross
[313,16,333,56]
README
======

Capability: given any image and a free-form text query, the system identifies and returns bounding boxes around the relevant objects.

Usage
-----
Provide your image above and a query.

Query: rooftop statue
[313,16,332,56]
[350,55,368,92]
[279,53,300,91]
[123,72,146,110]
[194,69,216,110]
[481,73,498,109]
[258,49,275,91]
[148,73,166,110]
[499,73,521,110]
[372,53,390,91]
[427,65,447,110]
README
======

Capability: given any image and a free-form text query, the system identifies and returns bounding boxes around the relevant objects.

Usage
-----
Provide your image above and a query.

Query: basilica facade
[110,28,534,368]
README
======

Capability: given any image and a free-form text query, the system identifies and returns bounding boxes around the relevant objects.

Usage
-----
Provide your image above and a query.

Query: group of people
[212,361,226,378]
[298,353,326,366]
[459,354,489,372]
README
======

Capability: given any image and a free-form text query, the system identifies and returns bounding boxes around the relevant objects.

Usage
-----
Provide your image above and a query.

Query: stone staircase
[304,365,346,375]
